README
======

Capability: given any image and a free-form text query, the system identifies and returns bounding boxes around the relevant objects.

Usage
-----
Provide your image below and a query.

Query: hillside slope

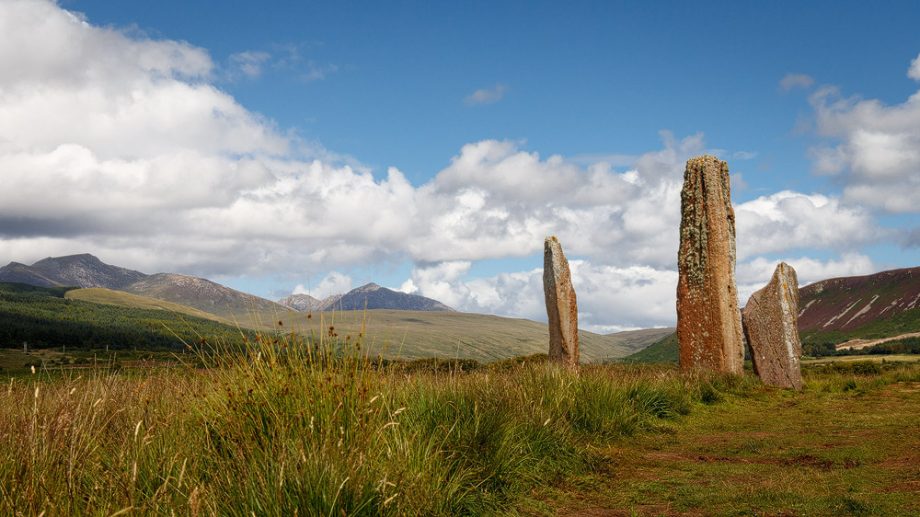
[625,266,920,363]
[798,267,920,332]
[0,254,147,289]
[124,273,290,319]
[0,282,251,350]
[66,288,234,325]
[261,309,641,362]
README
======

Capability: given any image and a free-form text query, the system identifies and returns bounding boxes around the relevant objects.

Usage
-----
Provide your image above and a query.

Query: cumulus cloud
[293,271,353,300]
[0,1,896,331]
[779,73,815,91]
[402,260,678,332]
[910,53,920,81]
[736,253,875,303]
[464,84,508,106]
[807,56,920,212]
[735,191,877,258]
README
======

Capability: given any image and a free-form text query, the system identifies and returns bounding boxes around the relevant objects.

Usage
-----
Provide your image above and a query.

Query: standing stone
[543,236,579,366]
[676,156,745,373]
[742,263,803,390]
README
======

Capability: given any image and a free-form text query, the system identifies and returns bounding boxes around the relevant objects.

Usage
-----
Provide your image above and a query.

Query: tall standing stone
[742,263,803,390]
[543,236,579,366]
[676,156,744,373]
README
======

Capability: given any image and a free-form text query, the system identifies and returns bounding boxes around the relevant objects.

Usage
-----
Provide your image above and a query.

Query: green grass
[621,331,678,363]
[0,282,253,354]
[43,286,667,362]
[801,307,920,348]
[2,329,917,516]
[66,287,237,325]
[536,361,920,516]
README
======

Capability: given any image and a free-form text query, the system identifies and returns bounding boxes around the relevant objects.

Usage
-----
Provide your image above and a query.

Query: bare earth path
[836,332,920,351]
[532,381,920,516]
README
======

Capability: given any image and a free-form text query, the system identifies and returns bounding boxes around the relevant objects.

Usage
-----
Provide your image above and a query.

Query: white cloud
[229,51,271,78]
[909,52,920,81]
[464,84,508,106]
[735,191,877,258]
[807,59,920,212]
[736,253,875,303]
[779,73,815,91]
[402,259,679,332]
[293,271,353,300]
[0,1,897,331]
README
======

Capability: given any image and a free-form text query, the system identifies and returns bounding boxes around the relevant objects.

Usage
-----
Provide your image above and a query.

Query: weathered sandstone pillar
[676,156,744,373]
[543,236,579,366]
[742,262,803,389]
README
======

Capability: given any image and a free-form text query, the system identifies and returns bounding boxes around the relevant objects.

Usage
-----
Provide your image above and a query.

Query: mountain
[0,262,61,287]
[798,267,920,333]
[277,293,322,312]
[283,283,453,312]
[0,254,291,319]
[125,273,289,318]
[0,254,147,289]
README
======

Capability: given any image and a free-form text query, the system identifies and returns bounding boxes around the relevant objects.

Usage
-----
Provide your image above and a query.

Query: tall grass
[1,329,909,515]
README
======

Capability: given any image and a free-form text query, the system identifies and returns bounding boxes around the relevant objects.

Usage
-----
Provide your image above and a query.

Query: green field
[621,331,679,363]
[0,282,252,355]
[536,363,920,515]
[10,284,671,364]
[1,335,917,516]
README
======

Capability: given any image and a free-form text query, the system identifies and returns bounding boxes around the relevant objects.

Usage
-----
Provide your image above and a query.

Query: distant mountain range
[0,254,453,317]
[0,254,145,289]
[0,254,289,317]
[277,283,453,313]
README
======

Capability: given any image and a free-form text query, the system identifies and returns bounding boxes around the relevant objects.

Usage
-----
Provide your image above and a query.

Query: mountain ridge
[278,282,453,312]
[0,254,454,318]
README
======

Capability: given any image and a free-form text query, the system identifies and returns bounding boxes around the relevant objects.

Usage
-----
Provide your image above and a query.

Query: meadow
[1,329,918,516]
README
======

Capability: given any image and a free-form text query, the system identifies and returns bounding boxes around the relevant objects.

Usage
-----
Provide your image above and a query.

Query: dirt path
[836,332,920,351]
[533,382,920,516]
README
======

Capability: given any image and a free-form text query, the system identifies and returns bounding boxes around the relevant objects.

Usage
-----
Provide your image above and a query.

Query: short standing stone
[543,236,579,366]
[676,156,745,373]
[742,262,803,390]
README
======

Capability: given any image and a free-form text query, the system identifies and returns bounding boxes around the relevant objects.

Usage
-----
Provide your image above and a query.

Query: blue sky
[2,1,919,331]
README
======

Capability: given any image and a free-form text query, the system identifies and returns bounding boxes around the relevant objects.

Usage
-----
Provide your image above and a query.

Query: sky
[1,0,919,332]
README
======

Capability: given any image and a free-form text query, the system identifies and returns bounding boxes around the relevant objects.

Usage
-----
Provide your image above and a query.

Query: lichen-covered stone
[676,156,744,373]
[543,236,578,366]
[742,262,803,390]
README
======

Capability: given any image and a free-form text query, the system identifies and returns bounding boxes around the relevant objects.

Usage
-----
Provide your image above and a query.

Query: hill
[0,282,251,350]
[260,309,649,362]
[624,266,920,363]
[0,254,147,289]
[12,282,649,362]
[124,273,290,319]
[65,288,235,325]
[798,266,920,333]
[1,254,454,320]
[621,332,678,363]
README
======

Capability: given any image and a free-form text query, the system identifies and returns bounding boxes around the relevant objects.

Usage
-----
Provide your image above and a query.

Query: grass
[800,307,920,347]
[621,331,678,363]
[537,361,920,516]
[39,286,671,362]
[66,287,237,325]
[2,328,917,515]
